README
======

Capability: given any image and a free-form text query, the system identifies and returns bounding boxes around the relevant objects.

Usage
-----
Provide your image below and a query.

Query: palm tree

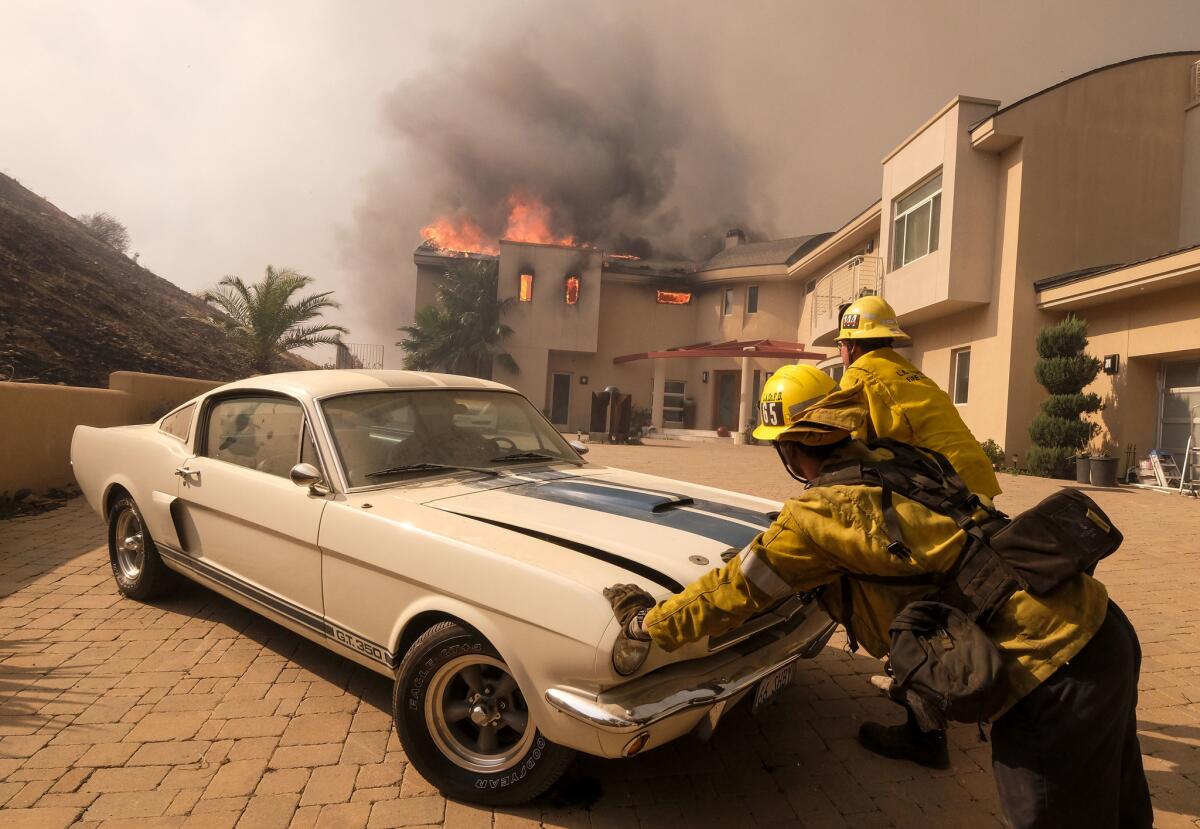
[201,266,348,373]
[397,259,518,379]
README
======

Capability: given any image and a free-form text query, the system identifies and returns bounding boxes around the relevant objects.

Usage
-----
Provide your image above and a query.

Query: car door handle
[175,466,200,483]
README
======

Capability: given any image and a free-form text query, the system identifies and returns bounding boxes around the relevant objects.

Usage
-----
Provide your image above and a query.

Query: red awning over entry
[613,339,826,364]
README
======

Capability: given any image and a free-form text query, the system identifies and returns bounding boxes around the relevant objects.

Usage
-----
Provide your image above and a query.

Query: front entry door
[174,394,327,628]
[713,371,741,430]
[550,372,571,426]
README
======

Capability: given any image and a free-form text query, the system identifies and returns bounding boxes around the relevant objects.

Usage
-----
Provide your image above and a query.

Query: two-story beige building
[413,52,1200,464]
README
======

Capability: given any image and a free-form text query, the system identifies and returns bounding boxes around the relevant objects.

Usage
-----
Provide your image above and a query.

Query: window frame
[312,387,583,494]
[722,287,734,316]
[663,380,686,426]
[746,285,759,315]
[891,172,943,271]
[159,402,197,443]
[951,347,971,406]
[518,273,534,302]
[196,391,331,484]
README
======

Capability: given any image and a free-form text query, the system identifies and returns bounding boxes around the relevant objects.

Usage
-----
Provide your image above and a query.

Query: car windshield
[321,389,583,488]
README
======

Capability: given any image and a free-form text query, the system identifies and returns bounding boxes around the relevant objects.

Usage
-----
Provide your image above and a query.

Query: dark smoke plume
[343,8,769,330]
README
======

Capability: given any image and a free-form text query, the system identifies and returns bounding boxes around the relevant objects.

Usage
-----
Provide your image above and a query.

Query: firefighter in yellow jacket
[833,295,998,764]
[603,367,1150,828]
[835,295,1000,500]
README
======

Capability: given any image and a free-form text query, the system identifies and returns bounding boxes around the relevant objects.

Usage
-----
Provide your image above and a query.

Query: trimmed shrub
[980,439,1005,468]
[1026,446,1075,480]
[1027,315,1101,479]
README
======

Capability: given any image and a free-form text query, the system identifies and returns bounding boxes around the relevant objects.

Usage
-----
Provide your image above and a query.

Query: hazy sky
[4,0,1199,367]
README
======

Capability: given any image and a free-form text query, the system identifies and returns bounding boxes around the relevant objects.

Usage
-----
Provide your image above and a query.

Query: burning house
[413,199,836,440]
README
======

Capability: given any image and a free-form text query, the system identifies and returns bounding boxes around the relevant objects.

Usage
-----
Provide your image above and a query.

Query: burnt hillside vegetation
[0,173,309,387]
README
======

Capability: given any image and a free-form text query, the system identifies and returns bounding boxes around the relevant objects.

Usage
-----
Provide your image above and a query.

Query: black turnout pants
[991,600,1152,829]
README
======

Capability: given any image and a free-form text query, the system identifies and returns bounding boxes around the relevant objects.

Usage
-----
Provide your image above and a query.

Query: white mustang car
[71,371,835,804]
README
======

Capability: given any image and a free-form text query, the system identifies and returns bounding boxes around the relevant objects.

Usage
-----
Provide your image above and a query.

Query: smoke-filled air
[343,10,770,329]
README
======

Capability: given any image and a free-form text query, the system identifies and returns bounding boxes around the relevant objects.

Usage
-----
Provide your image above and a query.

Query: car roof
[211,370,514,401]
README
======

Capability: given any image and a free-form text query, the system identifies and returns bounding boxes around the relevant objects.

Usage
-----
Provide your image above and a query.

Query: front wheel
[393,621,574,805]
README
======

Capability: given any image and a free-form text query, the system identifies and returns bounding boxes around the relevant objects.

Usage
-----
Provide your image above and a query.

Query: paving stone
[0,807,82,829]
[202,758,268,799]
[83,765,171,793]
[368,795,446,828]
[236,793,299,829]
[279,713,353,747]
[84,789,177,820]
[124,711,210,743]
[300,764,358,807]
[314,801,372,829]
[126,741,211,766]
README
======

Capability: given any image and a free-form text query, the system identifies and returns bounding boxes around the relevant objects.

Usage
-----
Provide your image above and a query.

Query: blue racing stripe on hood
[512,479,766,548]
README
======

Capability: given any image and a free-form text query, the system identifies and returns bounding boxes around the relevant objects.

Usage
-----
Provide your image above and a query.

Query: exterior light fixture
[565,275,581,305]
[1103,354,1120,375]
[580,376,588,385]
[519,273,534,302]
[702,371,709,383]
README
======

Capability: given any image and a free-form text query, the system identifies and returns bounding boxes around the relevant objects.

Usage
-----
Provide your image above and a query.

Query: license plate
[751,663,794,713]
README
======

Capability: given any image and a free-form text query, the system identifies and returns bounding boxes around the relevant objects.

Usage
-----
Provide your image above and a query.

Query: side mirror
[290,463,328,494]
[568,440,589,456]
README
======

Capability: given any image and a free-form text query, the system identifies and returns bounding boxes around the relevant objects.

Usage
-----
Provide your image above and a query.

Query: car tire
[107,496,176,601]
[393,620,575,805]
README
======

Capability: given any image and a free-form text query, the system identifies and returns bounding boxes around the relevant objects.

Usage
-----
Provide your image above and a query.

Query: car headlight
[612,635,651,676]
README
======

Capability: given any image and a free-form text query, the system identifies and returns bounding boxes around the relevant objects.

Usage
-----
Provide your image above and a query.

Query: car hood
[419,467,780,592]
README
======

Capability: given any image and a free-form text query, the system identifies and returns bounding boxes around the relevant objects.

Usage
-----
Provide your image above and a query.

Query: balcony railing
[810,255,883,338]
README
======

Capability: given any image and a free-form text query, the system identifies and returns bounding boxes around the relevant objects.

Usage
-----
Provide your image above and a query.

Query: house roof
[698,234,830,271]
[1032,242,1200,293]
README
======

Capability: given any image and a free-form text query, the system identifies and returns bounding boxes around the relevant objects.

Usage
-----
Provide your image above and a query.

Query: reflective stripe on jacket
[642,442,1108,710]
[840,347,1002,498]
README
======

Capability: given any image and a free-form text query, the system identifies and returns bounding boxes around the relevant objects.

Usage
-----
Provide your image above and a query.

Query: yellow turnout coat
[642,442,1107,710]
[840,347,1002,498]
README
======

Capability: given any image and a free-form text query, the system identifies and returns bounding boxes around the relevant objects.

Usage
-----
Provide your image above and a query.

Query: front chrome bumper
[545,609,837,734]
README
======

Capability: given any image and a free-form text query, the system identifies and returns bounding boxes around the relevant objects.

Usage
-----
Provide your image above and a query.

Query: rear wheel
[107,496,176,600]
[393,621,574,805]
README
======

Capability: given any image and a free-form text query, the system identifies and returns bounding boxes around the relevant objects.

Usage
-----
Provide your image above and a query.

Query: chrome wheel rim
[114,507,145,580]
[425,654,534,773]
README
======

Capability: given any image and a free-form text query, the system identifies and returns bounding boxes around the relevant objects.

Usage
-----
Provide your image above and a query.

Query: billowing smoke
[342,8,770,333]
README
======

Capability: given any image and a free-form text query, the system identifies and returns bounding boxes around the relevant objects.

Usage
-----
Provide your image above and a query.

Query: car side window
[159,403,195,442]
[205,396,304,478]
[301,423,321,469]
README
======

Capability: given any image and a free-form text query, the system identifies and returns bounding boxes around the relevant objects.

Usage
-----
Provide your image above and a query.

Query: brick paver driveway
[3,440,1200,828]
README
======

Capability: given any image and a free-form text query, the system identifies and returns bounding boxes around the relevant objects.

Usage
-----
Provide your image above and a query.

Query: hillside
[0,173,310,387]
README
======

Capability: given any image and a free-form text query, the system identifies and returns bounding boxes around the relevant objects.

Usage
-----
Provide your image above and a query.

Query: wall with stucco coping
[0,372,223,494]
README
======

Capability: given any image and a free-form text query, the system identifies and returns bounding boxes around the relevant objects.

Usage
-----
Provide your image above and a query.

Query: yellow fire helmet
[752,364,838,442]
[835,295,911,344]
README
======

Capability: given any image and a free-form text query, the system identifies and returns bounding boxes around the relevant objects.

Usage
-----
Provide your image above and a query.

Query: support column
[736,353,753,445]
[651,359,666,434]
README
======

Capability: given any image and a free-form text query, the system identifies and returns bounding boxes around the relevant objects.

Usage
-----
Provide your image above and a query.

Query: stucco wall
[0,372,222,494]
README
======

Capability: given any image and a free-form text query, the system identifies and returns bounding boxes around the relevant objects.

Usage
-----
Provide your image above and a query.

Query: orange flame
[419,214,498,256]
[501,194,577,247]
[421,193,589,255]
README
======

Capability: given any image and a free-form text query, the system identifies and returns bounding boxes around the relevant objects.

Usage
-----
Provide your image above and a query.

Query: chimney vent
[724,228,746,249]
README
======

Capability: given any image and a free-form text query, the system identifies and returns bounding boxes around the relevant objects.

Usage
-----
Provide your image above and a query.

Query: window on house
[891,173,942,270]
[656,290,692,305]
[519,273,534,302]
[746,286,759,314]
[952,347,971,405]
[564,275,580,305]
[722,287,734,316]
[805,280,815,295]
[663,380,686,426]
